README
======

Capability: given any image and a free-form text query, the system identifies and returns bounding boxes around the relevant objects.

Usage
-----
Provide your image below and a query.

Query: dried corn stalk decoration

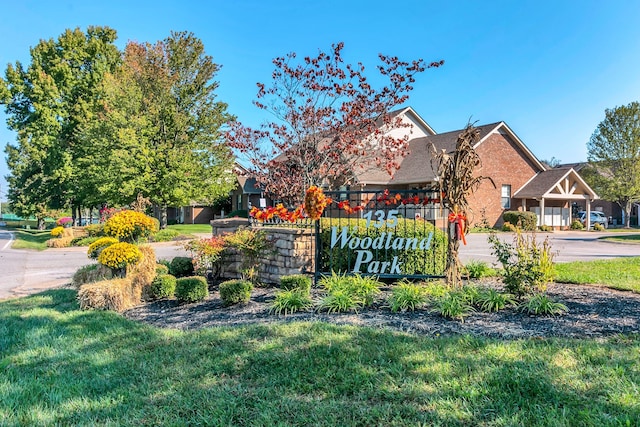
[431,123,494,287]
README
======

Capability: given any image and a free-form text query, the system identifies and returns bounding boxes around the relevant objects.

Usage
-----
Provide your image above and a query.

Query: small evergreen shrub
[169,256,194,278]
[502,211,538,231]
[593,223,605,231]
[219,279,253,305]
[388,281,427,312]
[156,263,170,275]
[539,225,553,232]
[271,289,313,315]
[280,274,312,293]
[570,219,584,230]
[150,274,177,300]
[175,276,208,303]
[71,236,100,247]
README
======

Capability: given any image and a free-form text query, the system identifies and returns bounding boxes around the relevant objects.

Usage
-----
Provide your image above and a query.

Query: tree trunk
[624,200,633,228]
[37,216,46,230]
[160,205,168,229]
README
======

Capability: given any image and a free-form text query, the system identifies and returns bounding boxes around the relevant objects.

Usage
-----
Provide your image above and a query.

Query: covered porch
[513,167,599,229]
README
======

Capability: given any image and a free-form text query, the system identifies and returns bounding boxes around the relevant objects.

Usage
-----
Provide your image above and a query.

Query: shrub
[56,217,73,227]
[271,289,313,315]
[103,210,158,243]
[502,221,517,232]
[50,226,65,238]
[539,224,553,232]
[319,272,381,307]
[388,281,427,312]
[175,276,209,303]
[151,229,183,242]
[518,293,568,315]
[224,228,273,283]
[593,223,605,231]
[319,218,447,276]
[46,236,74,248]
[219,279,253,305]
[317,289,364,313]
[226,209,248,218]
[280,274,312,293]
[502,211,537,231]
[71,264,113,287]
[150,274,177,300]
[169,256,194,278]
[184,237,226,276]
[84,223,105,237]
[88,237,120,259]
[464,260,496,279]
[475,289,515,312]
[432,291,474,321]
[489,230,556,297]
[156,263,170,275]
[570,219,584,230]
[98,242,142,270]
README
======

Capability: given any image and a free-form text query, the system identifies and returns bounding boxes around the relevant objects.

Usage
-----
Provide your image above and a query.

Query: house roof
[514,167,598,200]
[356,121,525,186]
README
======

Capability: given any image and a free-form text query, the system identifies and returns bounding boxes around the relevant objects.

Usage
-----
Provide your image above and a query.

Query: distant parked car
[0,221,6,227]
[578,211,608,229]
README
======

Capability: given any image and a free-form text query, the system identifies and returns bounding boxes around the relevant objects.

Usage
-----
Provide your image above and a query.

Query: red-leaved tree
[226,42,443,203]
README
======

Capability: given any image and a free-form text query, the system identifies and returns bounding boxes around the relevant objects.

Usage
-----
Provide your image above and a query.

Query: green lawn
[166,223,212,234]
[8,229,50,251]
[1,290,639,426]
[554,257,640,292]
[601,234,640,243]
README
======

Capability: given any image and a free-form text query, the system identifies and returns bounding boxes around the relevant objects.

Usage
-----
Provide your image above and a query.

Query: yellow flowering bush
[98,242,142,270]
[50,226,65,238]
[103,210,158,243]
[87,237,119,259]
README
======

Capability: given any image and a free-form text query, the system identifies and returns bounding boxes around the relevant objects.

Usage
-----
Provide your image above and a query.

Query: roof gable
[514,167,598,200]
[474,122,547,172]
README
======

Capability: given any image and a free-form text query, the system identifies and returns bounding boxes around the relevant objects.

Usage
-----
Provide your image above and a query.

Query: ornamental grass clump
[271,289,313,315]
[518,293,568,316]
[475,288,516,312]
[388,280,427,312]
[97,242,142,271]
[103,210,158,243]
[87,237,119,259]
[219,279,253,305]
[432,291,475,321]
[175,276,209,303]
[318,272,382,312]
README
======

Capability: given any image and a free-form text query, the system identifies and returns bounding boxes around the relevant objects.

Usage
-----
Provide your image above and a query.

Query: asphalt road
[0,229,638,300]
[0,230,191,300]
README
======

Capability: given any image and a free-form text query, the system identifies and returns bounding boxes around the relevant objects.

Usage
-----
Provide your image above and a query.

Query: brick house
[352,107,599,229]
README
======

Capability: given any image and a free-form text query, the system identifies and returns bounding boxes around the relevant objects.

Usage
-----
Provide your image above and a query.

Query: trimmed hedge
[219,279,253,305]
[502,211,537,231]
[150,274,177,300]
[280,274,312,293]
[156,263,170,275]
[175,276,208,303]
[169,256,194,278]
[318,218,447,275]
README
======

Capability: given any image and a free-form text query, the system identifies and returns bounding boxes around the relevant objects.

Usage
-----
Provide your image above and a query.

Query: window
[501,185,511,209]
[236,194,243,210]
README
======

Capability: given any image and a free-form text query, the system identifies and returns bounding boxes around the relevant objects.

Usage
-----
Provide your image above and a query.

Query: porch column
[521,199,527,211]
[568,202,572,230]
[539,198,545,227]
[586,197,591,229]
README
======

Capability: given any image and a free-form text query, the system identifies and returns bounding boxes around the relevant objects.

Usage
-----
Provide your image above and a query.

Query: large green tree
[79,31,236,228]
[0,27,120,227]
[585,101,640,228]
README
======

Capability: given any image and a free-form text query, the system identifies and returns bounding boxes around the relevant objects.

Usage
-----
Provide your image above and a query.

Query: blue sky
[1,0,640,203]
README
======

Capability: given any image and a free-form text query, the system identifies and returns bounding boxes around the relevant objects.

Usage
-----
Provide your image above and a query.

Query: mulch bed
[123,281,640,339]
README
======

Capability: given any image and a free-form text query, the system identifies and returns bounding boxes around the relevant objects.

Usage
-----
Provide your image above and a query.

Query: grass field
[7,229,50,251]
[1,290,639,426]
[601,234,640,243]
[166,223,212,234]
[554,257,640,292]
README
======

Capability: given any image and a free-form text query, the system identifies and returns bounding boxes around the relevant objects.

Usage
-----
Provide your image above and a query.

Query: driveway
[1,230,638,300]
